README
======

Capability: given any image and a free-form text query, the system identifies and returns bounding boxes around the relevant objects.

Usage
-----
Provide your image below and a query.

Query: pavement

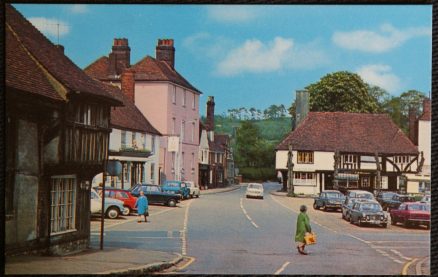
[200,184,241,195]
[5,247,182,275]
[5,184,239,275]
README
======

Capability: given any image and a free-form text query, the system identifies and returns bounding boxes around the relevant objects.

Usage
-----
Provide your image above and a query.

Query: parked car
[346,190,375,201]
[184,181,200,198]
[129,184,181,207]
[375,191,397,205]
[381,194,416,211]
[90,188,125,219]
[313,190,345,211]
[162,180,190,199]
[420,194,430,203]
[342,198,369,221]
[94,187,138,216]
[246,183,264,199]
[390,202,430,229]
[349,200,388,228]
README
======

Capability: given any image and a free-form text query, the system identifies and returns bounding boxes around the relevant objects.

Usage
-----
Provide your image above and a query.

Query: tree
[306,71,380,113]
[366,84,391,112]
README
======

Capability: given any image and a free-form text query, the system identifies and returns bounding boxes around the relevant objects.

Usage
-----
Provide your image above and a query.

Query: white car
[90,188,125,219]
[246,183,264,199]
[421,194,430,203]
[184,181,200,198]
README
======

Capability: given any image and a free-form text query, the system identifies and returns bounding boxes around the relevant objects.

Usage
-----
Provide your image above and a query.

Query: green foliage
[306,71,380,113]
[239,167,275,181]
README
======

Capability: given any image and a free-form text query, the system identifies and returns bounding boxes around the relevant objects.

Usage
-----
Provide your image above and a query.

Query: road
[90,182,430,275]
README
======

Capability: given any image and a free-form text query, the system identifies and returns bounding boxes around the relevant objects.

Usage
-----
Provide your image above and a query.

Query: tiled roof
[6,26,64,102]
[102,83,161,135]
[6,4,122,105]
[84,56,110,80]
[276,112,418,155]
[209,134,229,152]
[131,56,201,93]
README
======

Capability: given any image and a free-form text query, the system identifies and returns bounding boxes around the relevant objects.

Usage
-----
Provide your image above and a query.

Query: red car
[94,187,138,216]
[390,202,430,229]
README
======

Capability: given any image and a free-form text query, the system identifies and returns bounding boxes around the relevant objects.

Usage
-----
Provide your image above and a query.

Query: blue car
[162,180,190,199]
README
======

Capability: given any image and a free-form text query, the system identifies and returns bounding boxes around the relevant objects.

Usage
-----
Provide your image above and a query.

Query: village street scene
[4,3,433,275]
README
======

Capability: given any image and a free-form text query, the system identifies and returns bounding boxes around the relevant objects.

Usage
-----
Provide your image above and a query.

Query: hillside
[213,116,292,143]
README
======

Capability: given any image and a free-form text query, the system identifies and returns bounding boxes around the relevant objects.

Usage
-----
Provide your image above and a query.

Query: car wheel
[321,204,326,211]
[391,218,397,225]
[349,216,354,224]
[342,213,345,220]
[426,223,430,230]
[196,194,200,198]
[167,199,177,207]
[313,202,319,210]
[106,207,120,219]
[403,219,410,228]
[261,196,264,200]
[122,206,131,216]
[382,223,387,228]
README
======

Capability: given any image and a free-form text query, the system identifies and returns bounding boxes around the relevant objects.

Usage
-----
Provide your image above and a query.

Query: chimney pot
[109,38,131,75]
[206,96,215,131]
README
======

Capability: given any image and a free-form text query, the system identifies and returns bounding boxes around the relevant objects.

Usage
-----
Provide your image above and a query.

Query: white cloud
[206,6,259,23]
[69,4,89,14]
[356,64,402,93]
[29,17,70,37]
[332,23,431,53]
[216,37,329,76]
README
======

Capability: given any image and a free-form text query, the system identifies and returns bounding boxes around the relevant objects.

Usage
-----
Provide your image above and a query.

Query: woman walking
[295,205,312,255]
[135,190,149,223]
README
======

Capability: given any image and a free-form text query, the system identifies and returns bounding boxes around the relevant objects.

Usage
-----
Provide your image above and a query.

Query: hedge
[239,167,276,181]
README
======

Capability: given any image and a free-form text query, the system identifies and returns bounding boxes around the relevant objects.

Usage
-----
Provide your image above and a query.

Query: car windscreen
[408,204,430,211]
[166,182,179,187]
[326,192,342,198]
[357,193,373,199]
[248,184,262,189]
[360,203,381,211]
[382,193,396,199]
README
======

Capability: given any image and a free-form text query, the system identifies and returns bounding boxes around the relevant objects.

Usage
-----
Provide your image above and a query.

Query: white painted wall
[418,120,431,175]
[276,150,334,171]
[109,129,121,151]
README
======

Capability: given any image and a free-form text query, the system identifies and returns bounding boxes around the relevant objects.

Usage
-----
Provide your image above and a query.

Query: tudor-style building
[275,112,420,195]
[5,4,122,255]
[85,38,201,186]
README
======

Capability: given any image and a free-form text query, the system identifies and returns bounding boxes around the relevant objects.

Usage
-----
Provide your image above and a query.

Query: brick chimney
[156,39,175,69]
[408,106,418,145]
[109,38,131,76]
[295,89,309,128]
[420,98,431,121]
[206,96,215,131]
[121,69,135,102]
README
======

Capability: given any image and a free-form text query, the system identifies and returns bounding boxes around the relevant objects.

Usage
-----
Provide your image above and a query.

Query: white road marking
[274,261,290,275]
[347,234,371,244]
[240,198,259,228]
[370,240,429,244]
[376,249,404,264]
[390,249,412,261]
[269,195,337,233]
[181,201,193,256]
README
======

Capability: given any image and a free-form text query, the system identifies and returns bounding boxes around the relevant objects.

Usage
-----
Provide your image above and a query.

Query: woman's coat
[295,212,312,243]
[135,195,148,215]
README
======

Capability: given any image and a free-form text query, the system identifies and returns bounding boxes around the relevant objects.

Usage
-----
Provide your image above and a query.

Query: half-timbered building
[275,112,420,195]
[5,4,123,255]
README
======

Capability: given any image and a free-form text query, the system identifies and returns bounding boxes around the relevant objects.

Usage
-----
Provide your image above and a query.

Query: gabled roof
[102,83,161,135]
[84,56,110,80]
[131,56,201,94]
[209,134,229,152]
[6,4,122,105]
[276,112,418,155]
[6,26,63,102]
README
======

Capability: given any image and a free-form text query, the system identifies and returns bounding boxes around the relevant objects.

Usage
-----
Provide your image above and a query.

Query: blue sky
[14,4,432,115]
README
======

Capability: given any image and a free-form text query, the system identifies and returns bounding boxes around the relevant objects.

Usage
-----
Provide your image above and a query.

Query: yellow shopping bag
[304,232,316,245]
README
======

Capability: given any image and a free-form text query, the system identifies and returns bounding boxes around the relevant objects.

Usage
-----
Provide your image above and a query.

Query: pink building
[85,38,201,185]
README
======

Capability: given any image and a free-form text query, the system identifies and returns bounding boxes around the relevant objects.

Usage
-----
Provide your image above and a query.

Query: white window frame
[172,86,176,104]
[182,90,186,107]
[50,175,77,235]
